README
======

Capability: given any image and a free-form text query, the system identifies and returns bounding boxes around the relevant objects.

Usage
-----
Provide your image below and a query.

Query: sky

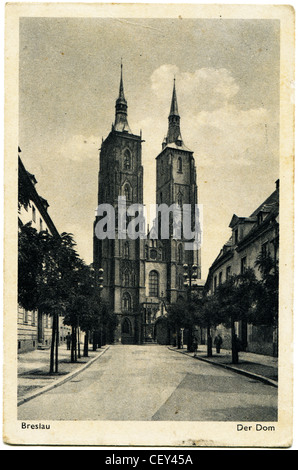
[19,16,280,279]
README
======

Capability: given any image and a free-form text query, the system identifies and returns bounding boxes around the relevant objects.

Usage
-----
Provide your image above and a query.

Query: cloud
[138,65,278,171]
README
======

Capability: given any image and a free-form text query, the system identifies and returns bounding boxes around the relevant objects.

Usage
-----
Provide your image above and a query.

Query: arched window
[177,156,182,172]
[124,241,129,258]
[124,184,131,201]
[178,244,183,264]
[123,270,129,286]
[177,191,183,207]
[124,149,131,170]
[122,292,132,312]
[149,270,159,297]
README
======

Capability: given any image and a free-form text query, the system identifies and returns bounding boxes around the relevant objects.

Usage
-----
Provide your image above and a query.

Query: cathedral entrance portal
[121,317,134,344]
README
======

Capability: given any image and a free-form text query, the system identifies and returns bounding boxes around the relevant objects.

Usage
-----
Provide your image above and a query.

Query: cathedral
[93,65,201,344]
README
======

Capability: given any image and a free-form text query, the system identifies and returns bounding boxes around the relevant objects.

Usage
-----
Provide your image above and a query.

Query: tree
[18,223,81,373]
[18,222,44,312]
[249,251,279,328]
[166,297,198,349]
[195,294,222,357]
[214,268,257,363]
[37,231,79,372]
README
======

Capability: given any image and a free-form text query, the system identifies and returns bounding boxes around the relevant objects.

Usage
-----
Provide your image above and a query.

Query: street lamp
[98,267,104,347]
[183,263,198,297]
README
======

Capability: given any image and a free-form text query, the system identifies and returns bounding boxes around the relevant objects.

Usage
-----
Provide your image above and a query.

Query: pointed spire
[166,78,182,145]
[169,77,179,117]
[114,60,131,133]
[118,58,125,102]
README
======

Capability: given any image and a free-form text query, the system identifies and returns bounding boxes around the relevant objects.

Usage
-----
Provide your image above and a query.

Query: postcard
[3,2,295,448]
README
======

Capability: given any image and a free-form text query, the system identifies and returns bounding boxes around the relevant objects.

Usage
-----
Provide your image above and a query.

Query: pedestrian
[214,334,223,354]
[66,332,71,350]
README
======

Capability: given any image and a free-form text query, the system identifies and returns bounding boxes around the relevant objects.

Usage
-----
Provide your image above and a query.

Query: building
[93,66,201,344]
[204,180,279,356]
[18,152,71,352]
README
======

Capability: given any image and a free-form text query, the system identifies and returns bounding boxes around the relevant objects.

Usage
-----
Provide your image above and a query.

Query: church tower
[93,63,145,344]
[155,79,201,303]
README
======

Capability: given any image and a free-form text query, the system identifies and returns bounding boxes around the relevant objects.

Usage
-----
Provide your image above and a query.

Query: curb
[168,347,278,388]
[17,346,110,406]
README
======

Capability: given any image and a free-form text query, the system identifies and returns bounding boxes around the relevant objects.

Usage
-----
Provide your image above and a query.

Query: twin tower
[93,65,200,344]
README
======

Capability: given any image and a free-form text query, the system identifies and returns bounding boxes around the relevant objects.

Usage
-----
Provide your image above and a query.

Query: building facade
[18,153,71,352]
[205,181,279,356]
[93,67,201,344]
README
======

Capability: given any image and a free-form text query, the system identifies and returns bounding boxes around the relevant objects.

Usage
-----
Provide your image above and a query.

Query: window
[24,309,28,324]
[124,184,131,201]
[219,271,222,285]
[124,150,131,170]
[178,244,183,264]
[177,192,183,207]
[124,241,129,258]
[234,228,238,244]
[122,293,132,312]
[40,218,43,231]
[177,156,182,172]
[214,275,217,291]
[241,256,247,274]
[258,212,263,225]
[123,270,129,286]
[226,266,231,280]
[149,270,159,297]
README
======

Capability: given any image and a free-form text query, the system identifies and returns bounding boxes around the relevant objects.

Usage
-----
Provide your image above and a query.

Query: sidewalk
[17,343,109,406]
[169,345,278,387]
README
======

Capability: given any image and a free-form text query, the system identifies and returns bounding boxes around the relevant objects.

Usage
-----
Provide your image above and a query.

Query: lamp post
[183,263,198,350]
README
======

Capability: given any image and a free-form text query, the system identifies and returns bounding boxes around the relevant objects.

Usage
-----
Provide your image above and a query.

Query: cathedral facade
[93,66,201,344]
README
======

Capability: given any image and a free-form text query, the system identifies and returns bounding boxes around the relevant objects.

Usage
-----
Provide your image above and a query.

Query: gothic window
[178,243,183,264]
[177,156,183,173]
[149,270,159,297]
[123,270,129,286]
[177,191,183,207]
[122,293,132,312]
[124,241,129,258]
[124,149,131,170]
[124,184,131,201]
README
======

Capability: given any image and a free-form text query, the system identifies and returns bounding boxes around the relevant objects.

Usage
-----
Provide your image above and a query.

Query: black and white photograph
[3,2,295,448]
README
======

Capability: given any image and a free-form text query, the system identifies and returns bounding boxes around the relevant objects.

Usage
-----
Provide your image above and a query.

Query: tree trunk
[71,325,77,362]
[207,323,213,357]
[93,330,97,351]
[55,313,59,373]
[84,331,89,357]
[231,320,239,364]
[77,327,81,359]
[50,313,56,373]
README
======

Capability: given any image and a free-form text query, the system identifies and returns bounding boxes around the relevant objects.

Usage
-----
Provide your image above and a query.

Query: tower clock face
[150,249,157,260]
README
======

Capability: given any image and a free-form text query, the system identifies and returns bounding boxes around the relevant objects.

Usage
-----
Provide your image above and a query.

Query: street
[18,344,278,421]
